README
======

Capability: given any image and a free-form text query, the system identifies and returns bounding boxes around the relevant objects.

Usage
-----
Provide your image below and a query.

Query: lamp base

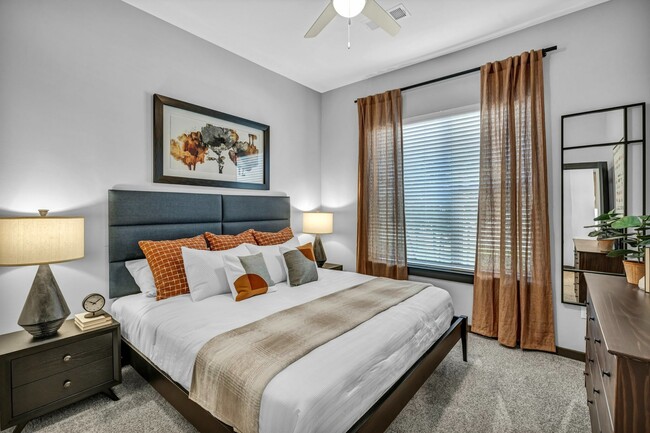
[313,234,327,268]
[17,264,71,338]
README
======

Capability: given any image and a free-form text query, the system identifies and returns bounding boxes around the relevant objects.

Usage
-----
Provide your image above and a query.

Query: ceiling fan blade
[361,0,400,36]
[304,2,337,38]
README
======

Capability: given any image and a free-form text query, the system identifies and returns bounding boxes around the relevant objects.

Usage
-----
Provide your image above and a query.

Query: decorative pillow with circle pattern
[224,252,276,302]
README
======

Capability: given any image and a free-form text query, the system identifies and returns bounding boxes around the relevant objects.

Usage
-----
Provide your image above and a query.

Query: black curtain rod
[354,45,557,103]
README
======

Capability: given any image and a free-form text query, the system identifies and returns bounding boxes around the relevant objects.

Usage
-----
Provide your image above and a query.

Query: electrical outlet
[581,307,587,319]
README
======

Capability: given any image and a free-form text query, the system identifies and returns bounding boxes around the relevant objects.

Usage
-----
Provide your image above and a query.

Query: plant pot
[597,239,616,252]
[623,260,645,284]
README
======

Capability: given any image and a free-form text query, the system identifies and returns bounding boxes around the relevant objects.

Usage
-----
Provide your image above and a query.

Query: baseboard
[556,346,585,361]
[467,325,585,361]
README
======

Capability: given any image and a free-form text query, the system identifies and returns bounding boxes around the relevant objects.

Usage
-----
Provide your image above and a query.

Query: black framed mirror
[561,102,646,305]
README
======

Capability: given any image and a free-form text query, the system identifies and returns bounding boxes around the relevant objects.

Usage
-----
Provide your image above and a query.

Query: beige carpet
[3,334,589,433]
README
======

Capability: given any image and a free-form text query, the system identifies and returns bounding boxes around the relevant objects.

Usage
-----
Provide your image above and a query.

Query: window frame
[402,104,480,283]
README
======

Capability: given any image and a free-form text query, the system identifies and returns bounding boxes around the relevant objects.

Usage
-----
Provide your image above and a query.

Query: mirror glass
[563,110,623,148]
[561,104,646,305]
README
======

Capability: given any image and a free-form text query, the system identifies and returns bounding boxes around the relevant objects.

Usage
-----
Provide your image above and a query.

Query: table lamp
[303,212,333,267]
[0,210,84,338]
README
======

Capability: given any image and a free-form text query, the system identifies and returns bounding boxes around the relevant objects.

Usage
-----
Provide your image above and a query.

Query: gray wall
[320,0,650,351]
[0,0,322,334]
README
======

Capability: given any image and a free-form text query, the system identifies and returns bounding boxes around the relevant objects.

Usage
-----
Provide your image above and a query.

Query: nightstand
[322,263,343,271]
[0,318,121,433]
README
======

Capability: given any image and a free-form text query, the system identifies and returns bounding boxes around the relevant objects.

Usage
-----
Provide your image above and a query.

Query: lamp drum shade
[303,212,333,235]
[0,217,84,266]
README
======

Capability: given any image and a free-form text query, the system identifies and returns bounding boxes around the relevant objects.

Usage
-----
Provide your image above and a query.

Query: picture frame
[153,94,270,190]
[613,144,625,214]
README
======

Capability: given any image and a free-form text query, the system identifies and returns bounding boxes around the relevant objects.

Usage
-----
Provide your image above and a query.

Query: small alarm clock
[82,293,106,318]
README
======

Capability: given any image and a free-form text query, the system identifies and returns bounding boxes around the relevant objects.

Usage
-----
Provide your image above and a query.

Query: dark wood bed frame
[121,315,468,433]
[108,189,468,433]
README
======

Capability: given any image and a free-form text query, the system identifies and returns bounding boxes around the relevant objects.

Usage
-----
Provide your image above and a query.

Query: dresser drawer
[591,356,613,433]
[12,356,113,417]
[11,332,112,388]
[585,369,600,433]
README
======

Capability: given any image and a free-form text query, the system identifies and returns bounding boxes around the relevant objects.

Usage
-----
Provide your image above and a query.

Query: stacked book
[74,312,112,331]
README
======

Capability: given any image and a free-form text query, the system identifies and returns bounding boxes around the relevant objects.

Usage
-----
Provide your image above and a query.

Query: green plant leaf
[612,216,642,229]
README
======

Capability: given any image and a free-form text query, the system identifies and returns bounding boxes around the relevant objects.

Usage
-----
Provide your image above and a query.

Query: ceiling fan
[305,0,401,44]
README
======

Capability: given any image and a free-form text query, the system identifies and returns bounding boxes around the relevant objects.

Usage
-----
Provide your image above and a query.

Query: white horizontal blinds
[403,110,481,273]
[368,127,394,262]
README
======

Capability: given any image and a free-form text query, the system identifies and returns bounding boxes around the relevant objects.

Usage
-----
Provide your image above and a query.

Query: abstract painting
[153,94,269,189]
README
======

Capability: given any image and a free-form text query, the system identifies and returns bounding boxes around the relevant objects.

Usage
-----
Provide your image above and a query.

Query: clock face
[83,293,105,313]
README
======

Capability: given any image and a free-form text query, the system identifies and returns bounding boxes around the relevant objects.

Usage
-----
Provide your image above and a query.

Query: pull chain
[347,18,351,49]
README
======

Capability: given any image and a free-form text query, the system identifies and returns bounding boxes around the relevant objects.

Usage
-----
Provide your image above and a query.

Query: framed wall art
[153,94,270,190]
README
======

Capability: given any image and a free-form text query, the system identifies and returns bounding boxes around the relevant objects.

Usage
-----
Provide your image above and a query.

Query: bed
[108,189,468,433]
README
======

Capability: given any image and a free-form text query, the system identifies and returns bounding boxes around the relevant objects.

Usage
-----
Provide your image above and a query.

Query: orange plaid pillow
[204,229,257,251]
[138,235,208,301]
[253,227,294,246]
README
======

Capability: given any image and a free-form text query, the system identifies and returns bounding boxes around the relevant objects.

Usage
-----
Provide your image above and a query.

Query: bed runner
[189,277,429,433]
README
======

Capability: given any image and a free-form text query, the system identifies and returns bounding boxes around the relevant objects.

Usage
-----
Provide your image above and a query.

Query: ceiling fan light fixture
[333,0,366,18]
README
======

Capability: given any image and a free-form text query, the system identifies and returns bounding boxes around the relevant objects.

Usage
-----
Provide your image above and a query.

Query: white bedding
[111,269,454,433]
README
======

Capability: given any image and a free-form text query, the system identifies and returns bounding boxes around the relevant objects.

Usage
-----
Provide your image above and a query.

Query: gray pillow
[280,244,319,286]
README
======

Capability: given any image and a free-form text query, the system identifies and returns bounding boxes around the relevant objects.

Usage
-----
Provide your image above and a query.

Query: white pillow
[223,253,277,301]
[245,237,300,284]
[182,244,249,302]
[125,259,156,297]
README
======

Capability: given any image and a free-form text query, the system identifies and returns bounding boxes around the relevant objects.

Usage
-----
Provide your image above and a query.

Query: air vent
[363,3,410,30]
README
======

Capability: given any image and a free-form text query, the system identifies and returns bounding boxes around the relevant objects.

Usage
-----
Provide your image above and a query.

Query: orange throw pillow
[204,229,257,251]
[253,227,294,246]
[138,235,208,301]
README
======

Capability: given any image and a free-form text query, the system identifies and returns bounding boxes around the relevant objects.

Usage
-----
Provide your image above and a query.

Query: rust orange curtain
[356,89,408,280]
[472,50,556,352]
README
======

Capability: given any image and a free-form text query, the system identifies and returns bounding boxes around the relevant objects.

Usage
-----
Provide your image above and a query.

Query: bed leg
[460,315,468,362]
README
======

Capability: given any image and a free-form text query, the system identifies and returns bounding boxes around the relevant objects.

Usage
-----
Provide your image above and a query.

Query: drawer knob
[594,338,601,344]
[589,358,595,364]
[602,370,611,377]
[593,388,600,394]
[63,380,72,389]
[583,372,589,376]
[584,337,590,341]
[589,316,595,321]
[63,354,72,362]
[587,399,594,405]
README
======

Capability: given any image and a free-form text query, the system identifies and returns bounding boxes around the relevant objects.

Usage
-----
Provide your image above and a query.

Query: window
[403,107,481,278]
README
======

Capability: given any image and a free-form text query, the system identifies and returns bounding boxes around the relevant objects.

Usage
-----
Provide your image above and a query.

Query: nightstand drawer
[12,356,113,417]
[11,332,112,388]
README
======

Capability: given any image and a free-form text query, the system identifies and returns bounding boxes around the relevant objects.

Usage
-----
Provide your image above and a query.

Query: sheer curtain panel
[357,89,408,279]
[472,50,556,352]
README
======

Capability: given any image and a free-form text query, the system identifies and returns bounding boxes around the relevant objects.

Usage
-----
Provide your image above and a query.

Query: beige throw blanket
[189,277,429,433]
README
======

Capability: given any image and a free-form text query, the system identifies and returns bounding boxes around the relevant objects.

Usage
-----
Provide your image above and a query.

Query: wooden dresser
[573,239,625,302]
[0,319,121,433]
[584,273,650,433]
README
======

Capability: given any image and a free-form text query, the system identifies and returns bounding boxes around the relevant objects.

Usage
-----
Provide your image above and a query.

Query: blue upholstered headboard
[108,190,290,298]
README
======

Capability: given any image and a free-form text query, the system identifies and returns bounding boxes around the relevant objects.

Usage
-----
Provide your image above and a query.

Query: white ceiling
[122,0,608,93]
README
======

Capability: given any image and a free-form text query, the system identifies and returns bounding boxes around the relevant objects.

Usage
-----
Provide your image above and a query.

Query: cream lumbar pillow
[245,237,300,284]
[223,253,276,301]
[182,244,249,302]
[280,242,319,287]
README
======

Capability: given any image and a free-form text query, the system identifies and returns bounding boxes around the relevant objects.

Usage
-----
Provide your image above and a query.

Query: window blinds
[403,110,481,273]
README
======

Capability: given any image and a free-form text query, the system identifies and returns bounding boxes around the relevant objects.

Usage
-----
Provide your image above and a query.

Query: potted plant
[585,210,621,252]
[606,215,650,284]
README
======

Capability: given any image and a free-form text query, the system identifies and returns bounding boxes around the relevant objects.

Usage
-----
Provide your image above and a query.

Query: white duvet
[111,269,454,433]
